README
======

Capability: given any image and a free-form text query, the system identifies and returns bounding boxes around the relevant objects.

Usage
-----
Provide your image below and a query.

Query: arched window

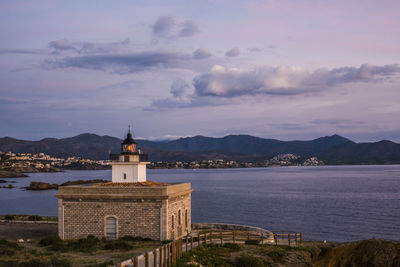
[172,215,175,229]
[185,209,188,228]
[178,209,182,225]
[106,217,117,239]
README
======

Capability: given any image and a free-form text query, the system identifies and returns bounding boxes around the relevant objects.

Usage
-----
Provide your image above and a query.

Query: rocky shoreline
[25,179,109,190]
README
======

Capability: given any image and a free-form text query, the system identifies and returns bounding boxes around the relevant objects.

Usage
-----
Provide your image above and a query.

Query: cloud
[152,16,175,38]
[225,47,240,57]
[192,64,400,97]
[152,16,199,39]
[179,20,199,37]
[151,63,400,109]
[48,39,131,55]
[0,48,44,55]
[248,47,261,53]
[48,39,77,53]
[192,48,212,60]
[43,51,189,74]
[170,79,191,97]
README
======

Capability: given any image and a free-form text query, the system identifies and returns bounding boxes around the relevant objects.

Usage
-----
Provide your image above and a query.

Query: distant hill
[0,133,399,164]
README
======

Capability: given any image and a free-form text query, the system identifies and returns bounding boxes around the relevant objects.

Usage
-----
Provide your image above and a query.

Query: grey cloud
[179,20,199,37]
[193,48,212,60]
[44,51,189,74]
[48,39,131,55]
[192,64,400,98]
[225,47,240,57]
[48,39,77,53]
[0,48,44,55]
[152,16,175,37]
[152,16,199,39]
[170,79,191,97]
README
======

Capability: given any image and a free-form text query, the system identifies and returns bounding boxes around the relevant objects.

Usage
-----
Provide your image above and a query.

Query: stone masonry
[56,182,192,240]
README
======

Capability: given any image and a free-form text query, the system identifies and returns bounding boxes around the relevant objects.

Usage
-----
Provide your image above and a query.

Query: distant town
[0,151,324,178]
[149,154,323,169]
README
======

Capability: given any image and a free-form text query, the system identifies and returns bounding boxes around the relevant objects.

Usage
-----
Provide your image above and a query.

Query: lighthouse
[111,128,149,183]
[57,127,192,241]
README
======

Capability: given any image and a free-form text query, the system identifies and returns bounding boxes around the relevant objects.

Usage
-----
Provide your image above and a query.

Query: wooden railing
[117,230,302,267]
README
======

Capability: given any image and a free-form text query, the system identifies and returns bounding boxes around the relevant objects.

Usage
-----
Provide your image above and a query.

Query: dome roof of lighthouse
[122,129,137,145]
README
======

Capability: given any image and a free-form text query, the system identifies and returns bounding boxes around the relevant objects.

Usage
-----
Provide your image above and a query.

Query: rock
[0,170,28,178]
[26,182,58,190]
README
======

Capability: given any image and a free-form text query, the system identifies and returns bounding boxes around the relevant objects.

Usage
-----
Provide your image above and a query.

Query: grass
[174,242,324,267]
[1,235,162,267]
[0,214,57,221]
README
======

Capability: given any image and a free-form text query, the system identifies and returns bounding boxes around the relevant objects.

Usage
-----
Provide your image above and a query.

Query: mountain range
[0,134,399,165]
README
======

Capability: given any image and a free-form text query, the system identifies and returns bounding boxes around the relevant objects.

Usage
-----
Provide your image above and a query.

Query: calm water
[0,165,399,242]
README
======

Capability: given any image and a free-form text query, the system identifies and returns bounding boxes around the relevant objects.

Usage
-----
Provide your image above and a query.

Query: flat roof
[97,181,170,187]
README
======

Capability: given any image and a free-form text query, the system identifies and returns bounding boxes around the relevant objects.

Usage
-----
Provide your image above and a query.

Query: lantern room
[121,127,137,154]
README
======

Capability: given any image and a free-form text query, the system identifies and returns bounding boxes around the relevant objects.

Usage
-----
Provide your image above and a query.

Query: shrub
[235,255,265,267]
[67,236,100,252]
[28,215,42,221]
[0,239,21,256]
[161,240,172,245]
[223,243,241,251]
[119,235,149,242]
[51,257,71,267]
[245,239,261,246]
[39,235,63,250]
[85,261,114,267]
[103,240,133,251]
[19,259,51,267]
[0,260,18,267]
[265,249,285,261]
[4,215,15,220]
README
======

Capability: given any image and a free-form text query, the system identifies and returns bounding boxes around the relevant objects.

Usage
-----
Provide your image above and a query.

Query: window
[178,210,181,225]
[106,217,117,239]
[185,209,188,228]
[123,173,127,180]
[172,215,175,229]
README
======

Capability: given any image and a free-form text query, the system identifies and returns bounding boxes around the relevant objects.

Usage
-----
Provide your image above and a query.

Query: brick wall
[167,193,191,240]
[61,199,161,240]
[57,183,192,241]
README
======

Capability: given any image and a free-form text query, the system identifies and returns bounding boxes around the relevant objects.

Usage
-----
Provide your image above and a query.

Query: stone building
[56,129,192,240]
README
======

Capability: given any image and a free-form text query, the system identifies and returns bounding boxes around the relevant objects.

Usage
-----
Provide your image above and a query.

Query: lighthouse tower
[111,128,149,183]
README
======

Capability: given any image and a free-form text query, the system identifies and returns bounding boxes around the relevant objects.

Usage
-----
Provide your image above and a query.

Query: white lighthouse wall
[112,163,147,183]
[138,164,147,182]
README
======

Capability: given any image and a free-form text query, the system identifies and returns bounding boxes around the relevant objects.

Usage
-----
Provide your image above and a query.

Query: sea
[0,165,399,242]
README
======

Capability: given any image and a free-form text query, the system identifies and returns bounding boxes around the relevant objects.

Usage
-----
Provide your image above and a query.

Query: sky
[1,0,400,142]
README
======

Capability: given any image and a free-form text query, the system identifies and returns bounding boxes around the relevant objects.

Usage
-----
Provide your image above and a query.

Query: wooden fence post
[232,231,235,243]
[247,232,250,241]
[220,231,223,244]
[261,233,264,245]
[204,233,207,245]
[191,235,193,250]
[185,236,188,252]
[288,234,291,246]
[160,246,164,267]
[300,233,303,244]
[209,232,212,243]
[154,249,158,267]
[134,256,139,267]
[170,243,173,267]
[145,252,150,267]
[274,234,278,245]
[197,233,200,247]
